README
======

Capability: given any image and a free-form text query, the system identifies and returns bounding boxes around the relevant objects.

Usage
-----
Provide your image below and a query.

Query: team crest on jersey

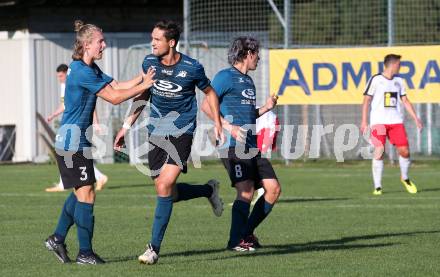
[161,69,174,75]
[239,77,245,83]
[153,80,183,93]
[176,70,187,78]
[241,88,256,100]
[394,81,401,91]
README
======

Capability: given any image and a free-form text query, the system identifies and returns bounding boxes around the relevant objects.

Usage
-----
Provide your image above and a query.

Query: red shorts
[370,124,409,147]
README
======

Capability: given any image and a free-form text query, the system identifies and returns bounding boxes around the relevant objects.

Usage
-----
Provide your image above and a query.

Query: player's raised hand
[113,127,128,151]
[141,67,156,89]
[265,94,278,110]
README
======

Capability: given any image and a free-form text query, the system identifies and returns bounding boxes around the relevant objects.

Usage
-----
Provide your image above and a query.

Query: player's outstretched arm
[110,73,144,90]
[97,67,155,105]
[401,96,423,130]
[361,95,371,134]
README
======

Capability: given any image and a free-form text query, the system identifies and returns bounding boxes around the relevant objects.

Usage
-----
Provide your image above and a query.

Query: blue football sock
[150,196,173,253]
[228,200,250,248]
[174,183,213,202]
[244,196,273,237]
[74,201,94,255]
[54,192,77,242]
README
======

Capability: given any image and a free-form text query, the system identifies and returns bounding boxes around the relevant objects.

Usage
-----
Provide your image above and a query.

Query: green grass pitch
[1,160,439,276]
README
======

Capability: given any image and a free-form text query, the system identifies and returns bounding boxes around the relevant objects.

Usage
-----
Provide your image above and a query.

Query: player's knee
[235,181,254,202]
[155,179,173,196]
[266,182,281,200]
[237,190,254,202]
[398,148,410,158]
[237,194,253,203]
[273,184,281,198]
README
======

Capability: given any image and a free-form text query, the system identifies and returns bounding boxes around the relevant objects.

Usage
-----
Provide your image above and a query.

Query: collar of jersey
[380,73,396,81]
[231,65,249,77]
[74,59,95,68]
[158,52,183,68]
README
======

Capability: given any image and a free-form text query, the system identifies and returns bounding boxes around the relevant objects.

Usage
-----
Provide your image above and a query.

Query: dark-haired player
[361,54,423,195]
[114,20,224,264]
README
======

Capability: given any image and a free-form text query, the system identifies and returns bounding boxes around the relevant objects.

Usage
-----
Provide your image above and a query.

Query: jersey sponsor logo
[153,80,183,93]
[241,88,256,100]
[384,91,398,107]
[161,69,174,76]
[238,77,253,84]
[176,70,187,78]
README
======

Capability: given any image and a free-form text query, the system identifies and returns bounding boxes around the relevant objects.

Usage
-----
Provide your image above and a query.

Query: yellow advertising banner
[270,46,440,105]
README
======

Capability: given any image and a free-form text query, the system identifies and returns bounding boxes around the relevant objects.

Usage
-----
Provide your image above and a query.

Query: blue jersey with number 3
[55,60,113,151]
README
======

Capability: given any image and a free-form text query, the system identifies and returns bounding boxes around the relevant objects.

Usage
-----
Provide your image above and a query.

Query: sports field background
[1,161,439,276]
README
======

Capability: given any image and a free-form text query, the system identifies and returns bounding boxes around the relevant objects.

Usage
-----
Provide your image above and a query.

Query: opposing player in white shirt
[361,54,423,195]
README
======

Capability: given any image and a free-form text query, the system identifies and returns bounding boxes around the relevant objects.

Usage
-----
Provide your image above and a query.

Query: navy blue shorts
[55,150,96,189]
[147,134,193,179]
[220,147,277,189]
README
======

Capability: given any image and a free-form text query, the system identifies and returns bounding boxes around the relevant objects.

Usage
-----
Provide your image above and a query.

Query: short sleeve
[60,83,65,101]
[211,71,229,99]
[194,63,210,91]
[102,72,113,84]
[79,65,112,95]
[363,76,376,96]
[142,56,151,74]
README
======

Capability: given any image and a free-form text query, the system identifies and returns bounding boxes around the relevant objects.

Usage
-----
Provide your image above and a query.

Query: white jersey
[364,74,406,125]
[60,82,66,102]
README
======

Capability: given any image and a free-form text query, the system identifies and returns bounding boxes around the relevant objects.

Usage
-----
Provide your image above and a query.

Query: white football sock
[94,166,102,180]
[372,159,384,189]
[399,156,410,180]
[57,176,64,189]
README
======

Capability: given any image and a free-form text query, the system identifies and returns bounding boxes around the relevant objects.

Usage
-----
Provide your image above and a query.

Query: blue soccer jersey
[141,53,210,136]
[211,67,257,149]
[55,60,113,151]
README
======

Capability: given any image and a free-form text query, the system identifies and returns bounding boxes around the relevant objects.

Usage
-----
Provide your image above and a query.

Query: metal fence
[114,0,440,164]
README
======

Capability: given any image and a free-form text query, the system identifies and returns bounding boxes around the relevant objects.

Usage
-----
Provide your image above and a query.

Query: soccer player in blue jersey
[202,36,281,251]
[113,20,224,265]
[44,20,155,265]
